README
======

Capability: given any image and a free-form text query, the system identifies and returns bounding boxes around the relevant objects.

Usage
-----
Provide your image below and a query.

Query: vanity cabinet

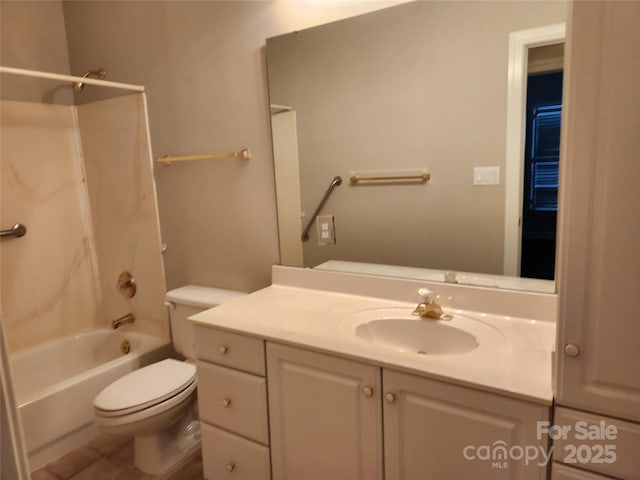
[194,326,271,480]
[266,343,550,480]
[555,0,640,426]
[553,2,640,478]
[195,324,552,480]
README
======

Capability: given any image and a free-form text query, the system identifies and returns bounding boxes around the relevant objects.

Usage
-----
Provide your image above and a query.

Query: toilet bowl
[93,286,246,476]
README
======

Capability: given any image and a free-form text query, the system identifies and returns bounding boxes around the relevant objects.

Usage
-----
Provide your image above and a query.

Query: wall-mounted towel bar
[157,148,251,165]
[1,224,27,239]
[350,171,430,185]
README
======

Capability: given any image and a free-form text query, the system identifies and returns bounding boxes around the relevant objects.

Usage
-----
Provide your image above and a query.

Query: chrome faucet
[112,312,135,329]
[412,288,445,320]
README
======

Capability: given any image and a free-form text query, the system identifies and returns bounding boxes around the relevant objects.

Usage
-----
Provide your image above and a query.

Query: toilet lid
[94,359,196,415]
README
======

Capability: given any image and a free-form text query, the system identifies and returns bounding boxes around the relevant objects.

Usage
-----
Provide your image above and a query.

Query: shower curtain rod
[0,66,144,92]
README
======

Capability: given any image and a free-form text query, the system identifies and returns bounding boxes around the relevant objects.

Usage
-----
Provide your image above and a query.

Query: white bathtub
[10,328,172,470]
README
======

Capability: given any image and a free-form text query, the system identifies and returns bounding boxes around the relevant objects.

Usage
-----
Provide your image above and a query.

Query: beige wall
[0,1,73,104]
[61,0,407,292]
[267,1,568,274]
[0,101,100,352]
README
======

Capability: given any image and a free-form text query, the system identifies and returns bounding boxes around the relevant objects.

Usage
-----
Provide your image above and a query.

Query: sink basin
[355,318,479,355]
[341,307,504,356]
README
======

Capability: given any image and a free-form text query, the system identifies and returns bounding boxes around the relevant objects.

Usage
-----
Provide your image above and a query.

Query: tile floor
[31,435,204,480]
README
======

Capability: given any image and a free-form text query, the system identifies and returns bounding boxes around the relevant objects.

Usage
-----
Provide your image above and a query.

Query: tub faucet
[112,313,135,329]
[412,288,444,320]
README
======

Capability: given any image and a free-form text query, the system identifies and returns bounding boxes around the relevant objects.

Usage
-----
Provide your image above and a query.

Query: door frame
[503,23,566,277]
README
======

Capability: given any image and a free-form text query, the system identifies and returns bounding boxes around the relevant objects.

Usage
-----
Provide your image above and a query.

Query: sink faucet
[112,312,135,329]
[412,288,444,320]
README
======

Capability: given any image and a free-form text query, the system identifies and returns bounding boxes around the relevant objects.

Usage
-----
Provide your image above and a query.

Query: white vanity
[191,267,557,480]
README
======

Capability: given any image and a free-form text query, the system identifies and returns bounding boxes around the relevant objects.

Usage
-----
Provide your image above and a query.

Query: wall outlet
[473,166,500,186]
[316,215,336,245]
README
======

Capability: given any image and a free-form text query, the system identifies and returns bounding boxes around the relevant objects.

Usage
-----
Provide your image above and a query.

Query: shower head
[73,68,106,92]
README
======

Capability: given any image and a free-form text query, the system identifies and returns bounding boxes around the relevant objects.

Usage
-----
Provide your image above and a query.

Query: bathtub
[10,328,172,470]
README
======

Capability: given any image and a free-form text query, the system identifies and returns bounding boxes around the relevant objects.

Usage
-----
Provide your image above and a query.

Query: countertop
[190,285,555,405]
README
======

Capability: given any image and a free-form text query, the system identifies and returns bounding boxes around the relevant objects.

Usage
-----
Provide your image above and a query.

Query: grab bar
[0,224,27,239]
[301,176,342,241]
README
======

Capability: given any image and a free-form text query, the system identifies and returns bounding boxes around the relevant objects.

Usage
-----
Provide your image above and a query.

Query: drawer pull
[222,398,232,408]
[225,462,235,472]
[220,345,229,355]
[362,386,374,397]
[384,392,396,403]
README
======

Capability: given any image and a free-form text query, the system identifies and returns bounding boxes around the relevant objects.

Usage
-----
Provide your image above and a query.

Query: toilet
[93,285,246,476]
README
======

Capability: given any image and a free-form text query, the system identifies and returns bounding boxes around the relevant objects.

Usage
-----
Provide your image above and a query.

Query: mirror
[267,1,567,293]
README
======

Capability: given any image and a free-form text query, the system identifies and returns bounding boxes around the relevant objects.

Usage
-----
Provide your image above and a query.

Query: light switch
[316,215,335,245]
[473,166,500,186]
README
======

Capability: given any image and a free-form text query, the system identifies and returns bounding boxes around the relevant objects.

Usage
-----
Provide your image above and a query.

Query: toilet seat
[94,359,196,417]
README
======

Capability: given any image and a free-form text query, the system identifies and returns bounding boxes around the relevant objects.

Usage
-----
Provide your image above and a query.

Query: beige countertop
[191,284,555,405]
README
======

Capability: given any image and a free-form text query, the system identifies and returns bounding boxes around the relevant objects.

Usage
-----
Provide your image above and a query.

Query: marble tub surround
[77,94,168,341]
[191,270,556,404]
[1,94,169,353]
[0,100,99,352]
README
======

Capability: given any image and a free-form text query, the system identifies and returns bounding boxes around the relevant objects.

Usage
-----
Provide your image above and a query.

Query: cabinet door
[555,1,640,421]
[383,369,550,480]
[551,463,616,480]
[267,343,383,480]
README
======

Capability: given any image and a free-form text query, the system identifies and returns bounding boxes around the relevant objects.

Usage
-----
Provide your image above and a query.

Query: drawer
[551,462,616,479]
[201,422,271,480]
[197,361,269,444]
[194,326,265,376]
[553,407,640,480]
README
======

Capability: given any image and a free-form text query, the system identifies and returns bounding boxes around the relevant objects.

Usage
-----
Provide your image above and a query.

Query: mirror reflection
[266,1,568,293]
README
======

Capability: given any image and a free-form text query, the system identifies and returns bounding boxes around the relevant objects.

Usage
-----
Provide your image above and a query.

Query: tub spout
[112,313,135,329]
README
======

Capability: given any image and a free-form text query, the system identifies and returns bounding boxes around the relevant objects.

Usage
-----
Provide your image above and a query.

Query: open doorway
[503,23,565,280]
[521,45,564,279]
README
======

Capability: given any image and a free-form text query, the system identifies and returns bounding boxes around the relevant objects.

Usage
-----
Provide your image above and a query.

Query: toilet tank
[166,285,246,360]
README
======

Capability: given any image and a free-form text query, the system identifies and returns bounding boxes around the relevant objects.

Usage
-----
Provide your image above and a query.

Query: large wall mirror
[266,1,568,293]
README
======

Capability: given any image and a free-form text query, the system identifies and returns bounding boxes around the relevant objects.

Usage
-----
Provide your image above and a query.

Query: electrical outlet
[473,166,500,186]
[316,215,336,245]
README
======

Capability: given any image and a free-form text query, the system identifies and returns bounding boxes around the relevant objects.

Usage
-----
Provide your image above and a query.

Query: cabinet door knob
[219,345,229,355]
[362,386,374,397]
[225,462,235,472]
[222,398,232,408]
[384,392,396,403]
[564,343,581,357]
